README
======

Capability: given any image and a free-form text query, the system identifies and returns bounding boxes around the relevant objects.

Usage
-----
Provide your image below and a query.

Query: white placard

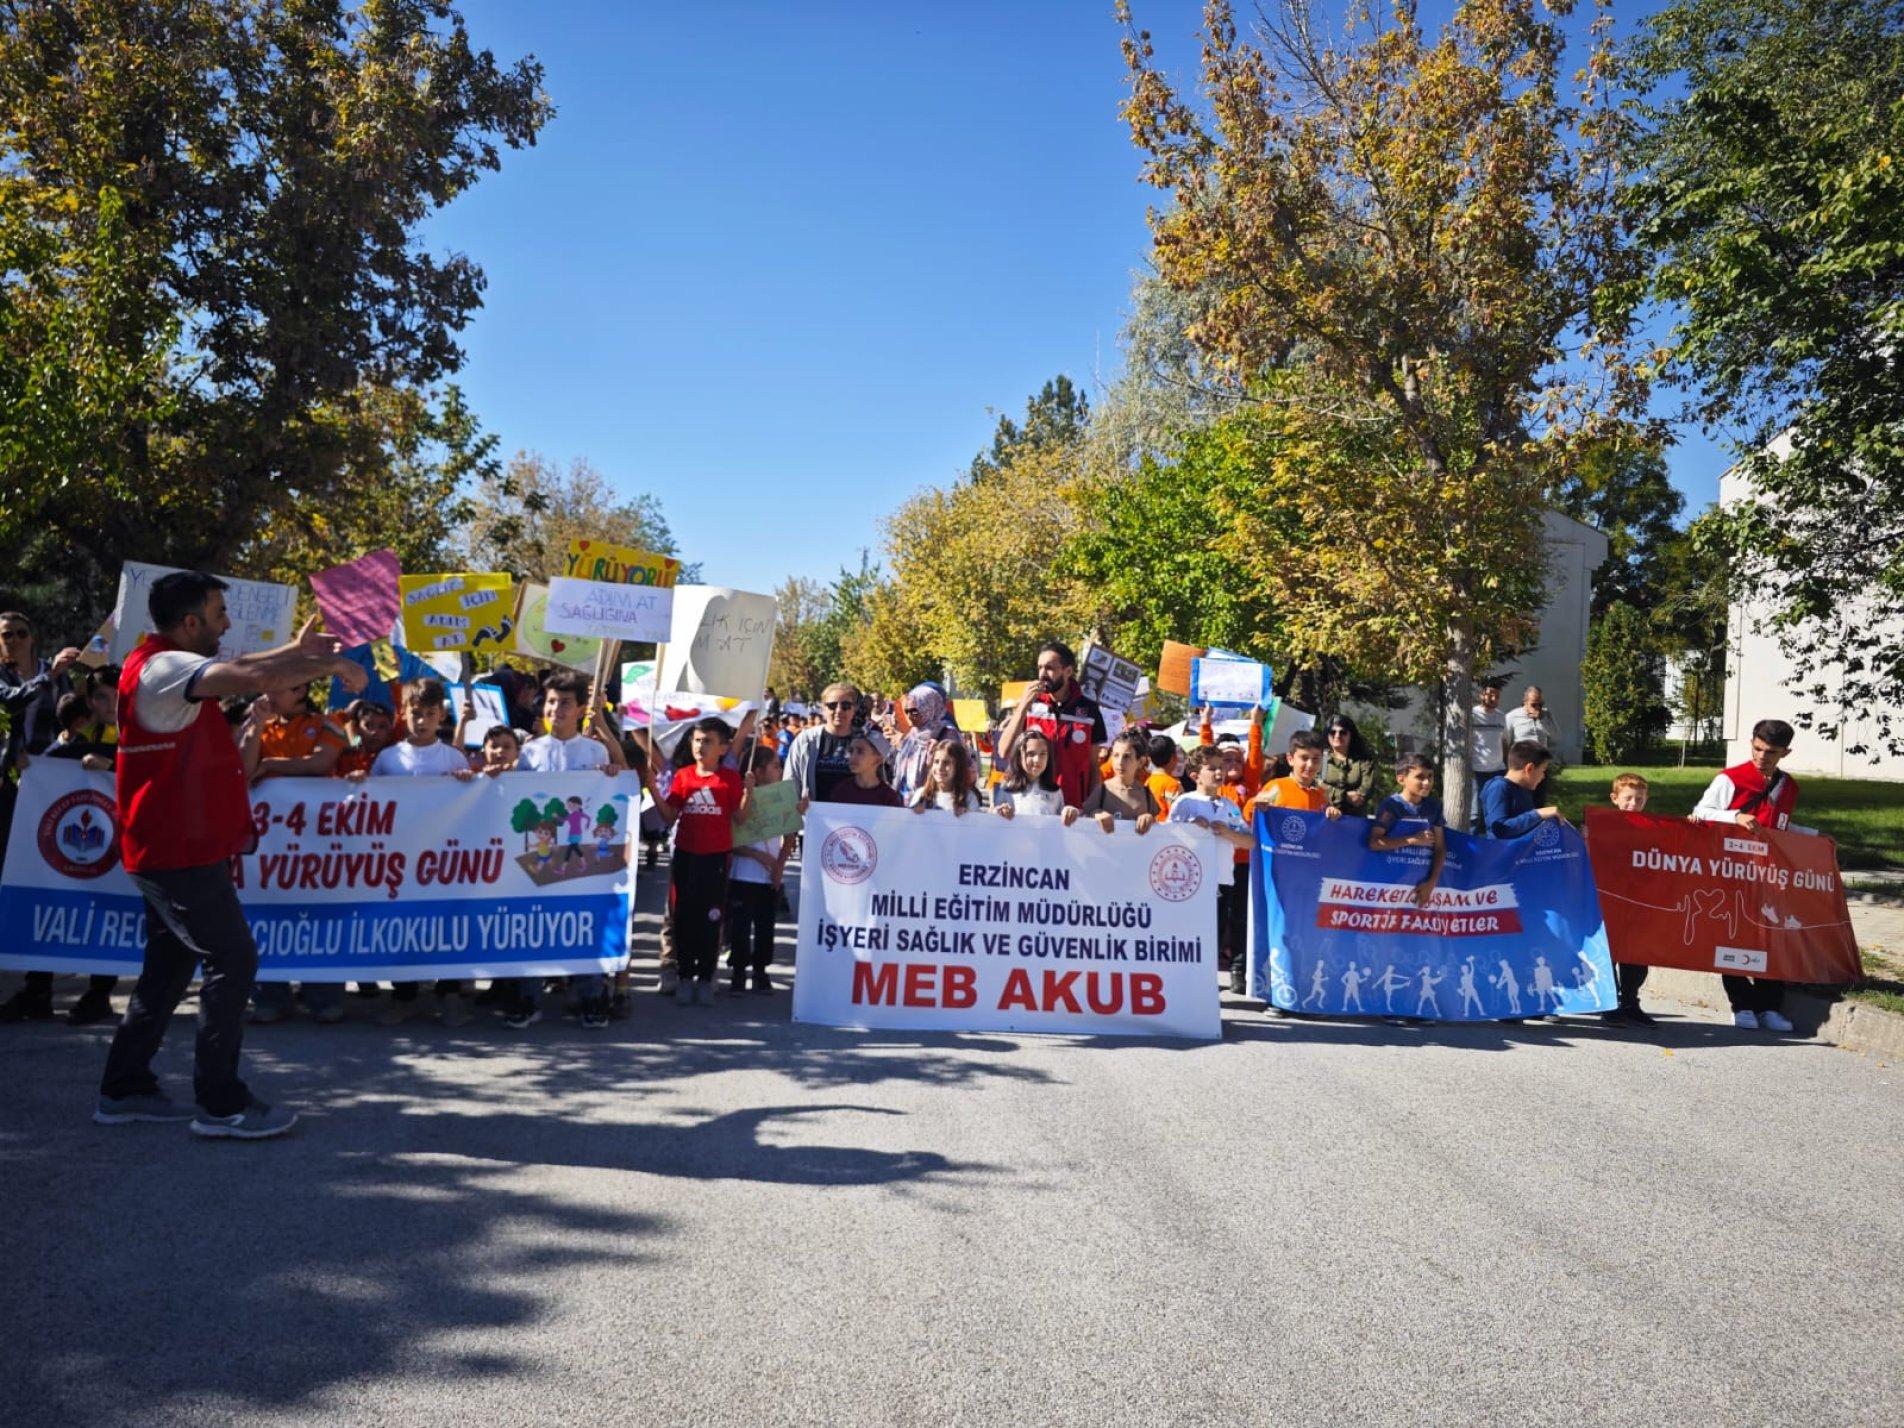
[544,576,673,644]
[1190,656,1272,709]
[1079,643,1143,714]
[442,681,511,747]
[793,804,1221,1040]
[109,562,298,665]
[655,585,778,700]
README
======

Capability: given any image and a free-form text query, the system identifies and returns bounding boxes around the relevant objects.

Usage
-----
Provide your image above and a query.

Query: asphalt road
[3,858,1901,1427]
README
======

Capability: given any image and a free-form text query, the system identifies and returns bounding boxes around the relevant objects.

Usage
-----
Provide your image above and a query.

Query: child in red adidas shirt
[649,717,754,1006]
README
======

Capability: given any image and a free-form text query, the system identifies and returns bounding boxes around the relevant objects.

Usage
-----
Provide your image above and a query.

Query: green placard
[731,776,803,847]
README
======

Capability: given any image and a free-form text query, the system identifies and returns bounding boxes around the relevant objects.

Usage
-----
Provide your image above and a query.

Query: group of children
[2,640,1813,1037]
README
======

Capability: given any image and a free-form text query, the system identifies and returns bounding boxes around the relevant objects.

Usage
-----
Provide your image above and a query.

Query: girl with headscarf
[893,682,955,801]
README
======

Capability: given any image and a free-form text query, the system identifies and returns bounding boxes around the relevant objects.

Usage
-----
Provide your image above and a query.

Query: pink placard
[310,549,402,649]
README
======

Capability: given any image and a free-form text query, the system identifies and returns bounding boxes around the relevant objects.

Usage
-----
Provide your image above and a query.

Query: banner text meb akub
[794,805,1222,1039]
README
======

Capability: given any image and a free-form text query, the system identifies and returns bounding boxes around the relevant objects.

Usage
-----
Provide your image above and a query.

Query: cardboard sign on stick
[110,562,296,664]
[511,582,601,670]
[730,777,803,847]
[563,539,681,588]
[655,586,777,701]
[398,574,514,654]
[1078,643,1143,714]
[1000,680,1035,706]
[545,577,673,644]
[311,549,402,649]
[1191,656,1273,709]
[1156,641,1207,697]
[951,698,990,732]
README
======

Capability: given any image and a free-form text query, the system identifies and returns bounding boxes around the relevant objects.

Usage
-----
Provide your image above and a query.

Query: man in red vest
[994,640,1108,809]
[95,571,366,1139]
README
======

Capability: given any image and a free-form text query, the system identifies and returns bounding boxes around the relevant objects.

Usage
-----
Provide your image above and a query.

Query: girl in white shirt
[993,727,1078,823]
[908,738,984,815]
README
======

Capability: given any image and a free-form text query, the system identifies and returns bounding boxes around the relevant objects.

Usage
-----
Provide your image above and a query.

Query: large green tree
[1627,0,1904,754]
[1119,0,1649,812]
[0,0,550,632]
[1549,433,1686,616]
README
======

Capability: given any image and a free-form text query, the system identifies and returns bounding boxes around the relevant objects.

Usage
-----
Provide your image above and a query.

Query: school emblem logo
[820,826,878,885]
[1278,815,1309,845]
[1148,844,1203,902]
[1532,820,1561,849]
[38,789,121,880]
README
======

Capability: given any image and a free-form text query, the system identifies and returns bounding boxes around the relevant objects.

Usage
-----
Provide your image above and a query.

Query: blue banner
[1251,808,1615,1020]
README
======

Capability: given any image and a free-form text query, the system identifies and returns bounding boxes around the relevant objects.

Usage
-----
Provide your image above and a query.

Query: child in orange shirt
[1250,729,1342,818]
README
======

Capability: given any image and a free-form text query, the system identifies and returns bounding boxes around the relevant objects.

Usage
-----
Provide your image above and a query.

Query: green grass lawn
[1551,763,1904,871]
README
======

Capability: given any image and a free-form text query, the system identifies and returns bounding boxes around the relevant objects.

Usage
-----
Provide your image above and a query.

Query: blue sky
[430,1,1730,591]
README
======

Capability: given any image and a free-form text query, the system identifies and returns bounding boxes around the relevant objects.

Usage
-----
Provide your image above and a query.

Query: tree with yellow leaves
[1118,0,1649,813]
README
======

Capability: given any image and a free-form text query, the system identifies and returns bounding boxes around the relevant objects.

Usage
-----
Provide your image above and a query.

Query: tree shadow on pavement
[0,1000,1009,1425]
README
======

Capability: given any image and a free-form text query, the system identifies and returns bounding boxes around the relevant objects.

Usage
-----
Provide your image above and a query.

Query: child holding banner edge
[1689,718,1800,1033]
[1368,754,1447,909]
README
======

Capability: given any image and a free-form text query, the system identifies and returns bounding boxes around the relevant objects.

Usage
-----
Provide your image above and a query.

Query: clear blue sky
[430,0,1730,592]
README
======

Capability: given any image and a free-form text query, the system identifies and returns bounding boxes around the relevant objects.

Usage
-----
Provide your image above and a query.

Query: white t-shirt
[135,650,215,734]
[731,833,784,885]
[1469,705,1507,772]
[1167,791,1245,887]
[370,738,471,777]
[518,733,609,773]
[909,788,985,814]
[994,785,1066,816]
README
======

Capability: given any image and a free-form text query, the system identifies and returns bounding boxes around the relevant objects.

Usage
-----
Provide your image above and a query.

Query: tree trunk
[1442,622,1476,829]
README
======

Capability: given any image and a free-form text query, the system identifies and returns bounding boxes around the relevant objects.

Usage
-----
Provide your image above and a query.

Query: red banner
[1585,808,1861,983]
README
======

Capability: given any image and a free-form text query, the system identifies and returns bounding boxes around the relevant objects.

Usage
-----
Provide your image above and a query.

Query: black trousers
[99,862,255,1117]
[1616,962,1649,1009]
[726,880,778,973]
[671,850,729,983]
[1224,863,1251,964]
[1723,974,1784,1014]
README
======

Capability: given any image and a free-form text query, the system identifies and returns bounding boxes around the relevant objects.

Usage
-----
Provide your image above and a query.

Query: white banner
[793,805,1222,1039]
[544,575,673,644]
[0,762,635,981]
[656,585,778,700]
[110,562,298,665]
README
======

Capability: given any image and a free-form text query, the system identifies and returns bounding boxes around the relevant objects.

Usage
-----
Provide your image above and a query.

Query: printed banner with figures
[793,804,1222,1039]
[1252,808,1616,1020]
[1584,809,1860,983]
[0,763,635,981]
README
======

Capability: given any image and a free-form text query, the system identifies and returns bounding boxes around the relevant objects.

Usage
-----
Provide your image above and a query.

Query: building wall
[1348,510,1609,767]
[1721,476,1904,781]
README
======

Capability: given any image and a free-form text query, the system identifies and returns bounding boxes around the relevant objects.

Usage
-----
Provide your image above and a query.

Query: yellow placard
[399,573,514,653]
[1000,680,1034,706]
[952,698,990,731]
[564,539,680,588]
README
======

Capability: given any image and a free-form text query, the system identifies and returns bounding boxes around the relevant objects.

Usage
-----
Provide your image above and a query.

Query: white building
[1350,510,1609,766]
[1721,462,1904,781]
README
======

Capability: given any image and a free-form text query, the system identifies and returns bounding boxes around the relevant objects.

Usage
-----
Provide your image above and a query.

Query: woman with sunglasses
[783,680,877,804]
[1320,716,1378,814]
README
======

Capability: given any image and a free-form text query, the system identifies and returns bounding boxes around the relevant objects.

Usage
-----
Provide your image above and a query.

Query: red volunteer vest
[116,635,253,873]
[1023,680,1101,808]
[1722,760,1799,831]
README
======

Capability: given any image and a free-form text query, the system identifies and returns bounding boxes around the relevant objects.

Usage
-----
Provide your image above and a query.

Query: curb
[1643,967,1904,1061]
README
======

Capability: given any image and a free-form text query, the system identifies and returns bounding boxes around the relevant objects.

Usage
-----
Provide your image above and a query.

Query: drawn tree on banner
[510,798,542,852]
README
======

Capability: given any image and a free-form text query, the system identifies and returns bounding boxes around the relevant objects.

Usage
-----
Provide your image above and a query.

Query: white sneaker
[1760,1009,1794,1032]
[1733,1010,1760,1030]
